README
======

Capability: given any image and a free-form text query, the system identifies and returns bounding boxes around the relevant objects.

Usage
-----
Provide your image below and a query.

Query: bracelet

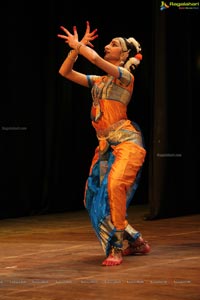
[76,42,84,54]
[67,50,78,62]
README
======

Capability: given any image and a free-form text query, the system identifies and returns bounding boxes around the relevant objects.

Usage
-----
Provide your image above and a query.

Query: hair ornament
[124,57,140,71]
[126,37,142,53]
[134,53,143,61]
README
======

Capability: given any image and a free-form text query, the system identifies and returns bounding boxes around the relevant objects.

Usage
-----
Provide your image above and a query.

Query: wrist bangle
[67,50,78,62]
[76,42,84,54]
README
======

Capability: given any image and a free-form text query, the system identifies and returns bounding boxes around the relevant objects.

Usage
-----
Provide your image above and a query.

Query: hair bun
[127,37,142,53]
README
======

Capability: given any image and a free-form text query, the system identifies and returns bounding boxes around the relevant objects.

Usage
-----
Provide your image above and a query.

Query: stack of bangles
[76,42,84,53]
[67,43,85,62]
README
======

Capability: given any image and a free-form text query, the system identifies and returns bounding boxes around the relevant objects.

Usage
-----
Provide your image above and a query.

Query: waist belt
[97,119,127,139]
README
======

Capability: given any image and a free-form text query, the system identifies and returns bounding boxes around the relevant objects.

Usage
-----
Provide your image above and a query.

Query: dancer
[57,21,150,266]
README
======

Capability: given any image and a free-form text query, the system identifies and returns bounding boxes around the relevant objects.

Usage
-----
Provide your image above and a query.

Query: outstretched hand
[57,20,98,49]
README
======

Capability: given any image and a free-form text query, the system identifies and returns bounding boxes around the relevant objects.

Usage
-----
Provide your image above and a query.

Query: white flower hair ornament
[119,37,143,72]
[127,37,142,53]
[124,55,142,71]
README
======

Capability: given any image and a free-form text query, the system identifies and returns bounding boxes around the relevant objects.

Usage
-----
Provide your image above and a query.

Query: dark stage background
[1,1,199,219]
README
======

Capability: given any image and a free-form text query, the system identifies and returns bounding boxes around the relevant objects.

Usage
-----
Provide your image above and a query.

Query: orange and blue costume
[84,66,146,256]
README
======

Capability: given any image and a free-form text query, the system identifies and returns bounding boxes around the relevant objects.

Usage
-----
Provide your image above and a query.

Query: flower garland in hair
[124,53,143,71]
[124,37,142,72]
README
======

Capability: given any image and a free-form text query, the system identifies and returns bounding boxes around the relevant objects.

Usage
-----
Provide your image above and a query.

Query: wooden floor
[0,204,199,300]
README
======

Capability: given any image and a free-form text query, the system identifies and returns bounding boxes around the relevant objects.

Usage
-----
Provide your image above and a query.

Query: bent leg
[108,142,146,230]
[102,142,146,265]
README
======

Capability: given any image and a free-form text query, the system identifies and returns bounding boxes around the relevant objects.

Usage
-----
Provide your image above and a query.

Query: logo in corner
[160,1,170,10]
[160,1,199,10]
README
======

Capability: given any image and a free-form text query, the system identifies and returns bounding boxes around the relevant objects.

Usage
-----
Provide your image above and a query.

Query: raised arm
[57,21,121,85]
[57,21,98,86]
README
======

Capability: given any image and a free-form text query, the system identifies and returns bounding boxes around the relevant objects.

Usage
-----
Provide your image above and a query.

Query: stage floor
[0,205,199,300]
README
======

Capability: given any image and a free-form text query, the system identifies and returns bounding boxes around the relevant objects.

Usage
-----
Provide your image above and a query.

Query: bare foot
[122,237,151,256]
[102,248,123,266]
